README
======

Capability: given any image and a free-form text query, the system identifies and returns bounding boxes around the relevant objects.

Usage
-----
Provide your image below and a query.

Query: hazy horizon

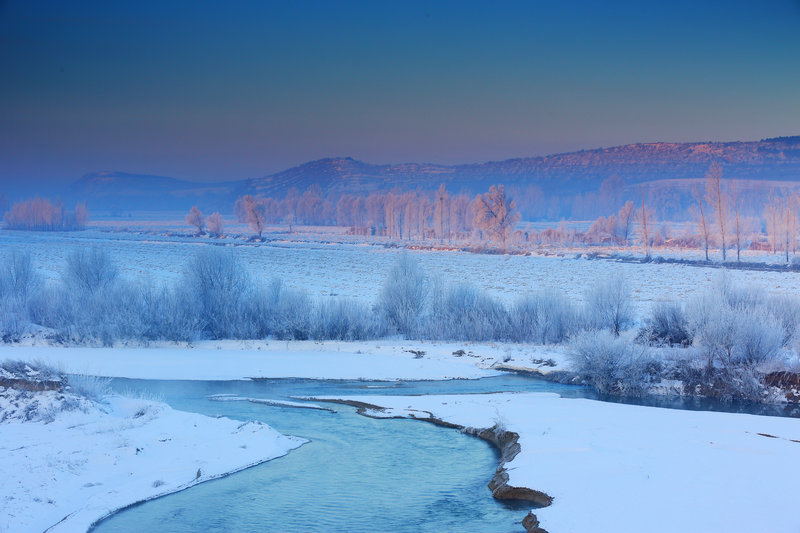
[2,0,799,187]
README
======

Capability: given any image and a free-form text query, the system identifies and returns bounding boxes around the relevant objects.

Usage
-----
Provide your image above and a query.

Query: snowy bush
[510,290,581,344]
[0,296,32,341]
[63,248,119,295]
[688,280,786,373]
[585,274,634,335]
[0,252,42,340]
[28,281,149,346]
[262,279,312,340]
[377,253,428,336]
[764,294,800,346]
[311,297,380,340]
[426,283,509,341]
[182,248,251,339]
[640,301,691,346]
[0,251,42,300]
[569,330,657,396]
[138,286,202,342]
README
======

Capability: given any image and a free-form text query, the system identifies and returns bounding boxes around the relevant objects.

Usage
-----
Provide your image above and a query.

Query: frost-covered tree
[240,195,268,237]
[0,251,41,300]
[472,184,521,246]
[569,330,654,396]
[377,253,428,336]
[586,274,633,336]
[182,248,250,339]
[206,212,224,237]
[617,201,635,244]
[64,248,118,295]
[186,206,205,235]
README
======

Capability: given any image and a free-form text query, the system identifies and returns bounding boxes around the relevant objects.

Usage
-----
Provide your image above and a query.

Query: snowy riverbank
[0,374,305,533]
[317,392,800,533]
[2,340,550,381]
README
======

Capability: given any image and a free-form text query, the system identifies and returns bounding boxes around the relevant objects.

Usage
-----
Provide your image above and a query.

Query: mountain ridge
[58,136,800,213]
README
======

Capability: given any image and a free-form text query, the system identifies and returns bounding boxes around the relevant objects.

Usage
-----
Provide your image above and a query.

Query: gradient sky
[1,0,799,186]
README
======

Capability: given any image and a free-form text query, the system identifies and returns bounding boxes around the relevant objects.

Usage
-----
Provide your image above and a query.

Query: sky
[1,0,799,187]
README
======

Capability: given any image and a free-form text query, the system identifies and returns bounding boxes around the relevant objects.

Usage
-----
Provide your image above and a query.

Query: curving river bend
[93,376,797,532]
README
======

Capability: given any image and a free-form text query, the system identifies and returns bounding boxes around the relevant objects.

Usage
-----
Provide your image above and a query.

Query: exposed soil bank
[318,398,552,533]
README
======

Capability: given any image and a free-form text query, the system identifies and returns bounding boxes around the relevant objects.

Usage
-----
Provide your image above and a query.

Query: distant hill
[240,136,800,199]
[61,136,800,215]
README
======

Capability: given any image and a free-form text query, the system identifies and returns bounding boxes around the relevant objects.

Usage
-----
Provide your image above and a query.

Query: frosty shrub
[640,301,691,346]
[585,274,633,336]
[0,252,42,340]
[569,330,657,396]
[63,248,119,295]
[764,294,800,346]
[0,251,42,300]
[29,281,149,346]
[311,297,380,340]
[182,248,251,339]
[377,253,428,336]
[510,290,580,344]
[66,374,112,402]
[139,285,202,342]
[0,296,31,341]
[427,283,509,341]
[687,280,785,374]
[262,279,312,340]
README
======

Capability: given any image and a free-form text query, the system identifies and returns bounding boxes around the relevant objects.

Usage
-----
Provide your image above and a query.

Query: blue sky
[1,0,798,184]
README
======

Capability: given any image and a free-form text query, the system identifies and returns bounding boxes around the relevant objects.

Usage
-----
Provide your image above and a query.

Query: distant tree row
[231,184,521,247]
[3,197,88,231]
[176,162,800,262]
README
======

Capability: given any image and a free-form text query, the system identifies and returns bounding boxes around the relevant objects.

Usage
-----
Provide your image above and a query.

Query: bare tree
[764,193,780,255]
[186,206,205,235]
[705,162,727,261]
[433,184,450,240]
[782,194,798,263]
[472,184,521,247]
[692,184,710,261]
[731,182,742,262]
[207,212,224,237]
[639,188,650,259]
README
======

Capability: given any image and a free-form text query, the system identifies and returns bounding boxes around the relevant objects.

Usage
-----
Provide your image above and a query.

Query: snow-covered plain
[320,392,800,533]
[0,390,304,533]
[3,223,800,316]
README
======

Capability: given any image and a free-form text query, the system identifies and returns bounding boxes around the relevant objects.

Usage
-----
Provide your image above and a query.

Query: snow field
[4,226,800,317]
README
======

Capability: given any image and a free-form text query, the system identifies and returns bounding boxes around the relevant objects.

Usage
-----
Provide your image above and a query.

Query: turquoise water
[93,376,580,533]
[93,376,798,532]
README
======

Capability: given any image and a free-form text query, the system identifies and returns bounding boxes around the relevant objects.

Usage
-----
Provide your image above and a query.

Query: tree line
[179,162,799,261]
[3,197,88,231]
